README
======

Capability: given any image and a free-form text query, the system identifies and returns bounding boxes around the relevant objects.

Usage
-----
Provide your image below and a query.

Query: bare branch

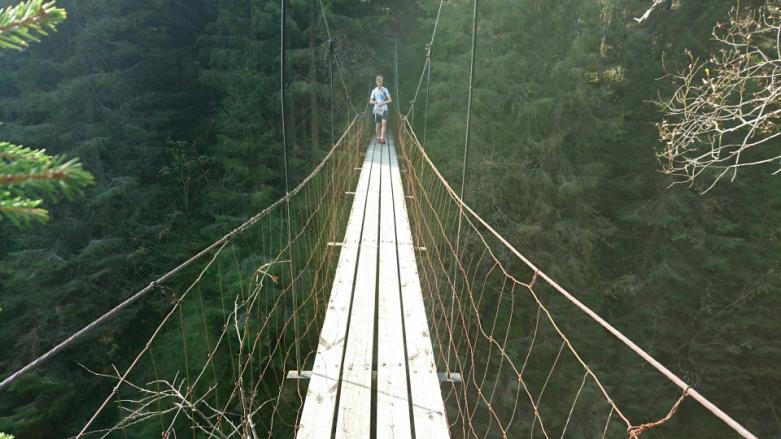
[635,0,667,24]
[76,256,294,438]
[657,5,781,192]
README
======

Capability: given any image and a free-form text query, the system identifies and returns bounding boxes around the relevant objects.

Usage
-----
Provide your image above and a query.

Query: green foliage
[0,141,94,226]
[0,1,94,227]
[0,0,778,437]
[0,0,66,51]
[0,0,217,435]
[0,433,14,439]
[158,140,210,213]
[410,0,780,436]
[198,0,372,217]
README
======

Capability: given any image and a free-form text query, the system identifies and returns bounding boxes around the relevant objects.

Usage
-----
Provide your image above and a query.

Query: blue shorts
[374,110,388,123]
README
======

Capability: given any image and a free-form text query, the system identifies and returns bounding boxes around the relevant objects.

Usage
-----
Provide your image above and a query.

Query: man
[368,75,392,144]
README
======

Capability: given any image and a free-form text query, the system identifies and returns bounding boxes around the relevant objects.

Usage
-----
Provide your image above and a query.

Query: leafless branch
[657,5,781,192]
[635,0,668,23]
[76,271,278,438]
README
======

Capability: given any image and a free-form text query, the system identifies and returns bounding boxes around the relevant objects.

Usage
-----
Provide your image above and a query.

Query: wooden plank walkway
[296,135,449,439]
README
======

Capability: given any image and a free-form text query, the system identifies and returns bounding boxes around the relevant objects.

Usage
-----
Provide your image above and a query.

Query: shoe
[379,138,385,144]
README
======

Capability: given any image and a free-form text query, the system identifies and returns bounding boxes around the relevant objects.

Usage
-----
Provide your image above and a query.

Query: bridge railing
[90,114,369,438]
[393,116,745,438]
[11,114,370,438]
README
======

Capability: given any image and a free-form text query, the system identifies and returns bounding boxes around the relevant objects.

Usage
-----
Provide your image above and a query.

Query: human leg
[380,110,388,143]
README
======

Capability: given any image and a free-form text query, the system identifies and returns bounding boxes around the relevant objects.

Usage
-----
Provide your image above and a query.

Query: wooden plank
[376,139,413,439]
[334,137,383,439]
[297,139,381,439]
[387,135,451,438]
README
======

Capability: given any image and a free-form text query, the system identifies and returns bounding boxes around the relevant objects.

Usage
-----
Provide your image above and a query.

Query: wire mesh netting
[395,117,691,439]
[70,114,722,438]
[77,116,369,438]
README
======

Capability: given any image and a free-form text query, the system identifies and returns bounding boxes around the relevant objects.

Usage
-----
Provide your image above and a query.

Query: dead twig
[657,5,781,192]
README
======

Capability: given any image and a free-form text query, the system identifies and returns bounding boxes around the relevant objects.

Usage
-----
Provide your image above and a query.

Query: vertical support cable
[329,38,336,147]
[394,35,401,116]
[367,75,374,113]
[402,0,444,121]
[446,0,479,376]
[280,0,301,373]
[315,0,355,119]
[422,44,432,149]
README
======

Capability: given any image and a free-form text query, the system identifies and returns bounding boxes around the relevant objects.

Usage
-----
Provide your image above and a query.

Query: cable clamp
[529,269,539,288]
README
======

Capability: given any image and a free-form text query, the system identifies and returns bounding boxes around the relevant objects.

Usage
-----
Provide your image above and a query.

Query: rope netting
[394,0,755,436]
[73,116,369,438]
[2,0,757,432]
[395,116,694,439]
[4,113,754,438]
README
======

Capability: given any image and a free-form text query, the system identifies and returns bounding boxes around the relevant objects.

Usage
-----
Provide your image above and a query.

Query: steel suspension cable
[316,0,356,115]
[0,112,362,394]
[446,0,479,375]
[394,36,400,115]
[405,0,445,118]
[393,2,758,437]
[329,38,335,146]
[398,117,759,439]
[333,50,356,115]
[280,0,301,374]
[76,242,228,438]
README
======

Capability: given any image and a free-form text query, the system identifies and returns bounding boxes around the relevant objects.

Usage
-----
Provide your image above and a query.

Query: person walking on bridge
[369,75,392,144]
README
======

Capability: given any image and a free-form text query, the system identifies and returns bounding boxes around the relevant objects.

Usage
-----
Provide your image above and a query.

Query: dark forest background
[1,0,779,437]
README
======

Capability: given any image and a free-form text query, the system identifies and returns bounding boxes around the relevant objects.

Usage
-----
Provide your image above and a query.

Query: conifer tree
[0,0,93,226]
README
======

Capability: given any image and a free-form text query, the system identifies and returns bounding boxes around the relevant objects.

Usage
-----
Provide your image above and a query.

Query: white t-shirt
[370,87,390,115]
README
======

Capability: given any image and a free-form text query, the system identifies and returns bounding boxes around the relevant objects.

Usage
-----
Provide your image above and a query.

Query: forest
[0,0,779,437]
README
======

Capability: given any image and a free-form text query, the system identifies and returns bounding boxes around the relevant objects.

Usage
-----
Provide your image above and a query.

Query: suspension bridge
[0,1,762,438]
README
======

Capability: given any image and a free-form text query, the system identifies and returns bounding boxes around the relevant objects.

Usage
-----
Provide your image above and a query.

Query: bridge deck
[296,135,449,438]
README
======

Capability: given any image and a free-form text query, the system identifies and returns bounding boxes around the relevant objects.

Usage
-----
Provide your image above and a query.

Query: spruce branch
[0,192,47,226]
[0,2,86,227]
[0,142,93,225]
[0,0,66,51]
[656,5,781,192]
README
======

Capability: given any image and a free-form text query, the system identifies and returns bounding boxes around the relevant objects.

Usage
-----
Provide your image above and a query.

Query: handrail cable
[76,242,228,438]
[0,4,764,437]
[398,116,759,439]
[0,113,363,394]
